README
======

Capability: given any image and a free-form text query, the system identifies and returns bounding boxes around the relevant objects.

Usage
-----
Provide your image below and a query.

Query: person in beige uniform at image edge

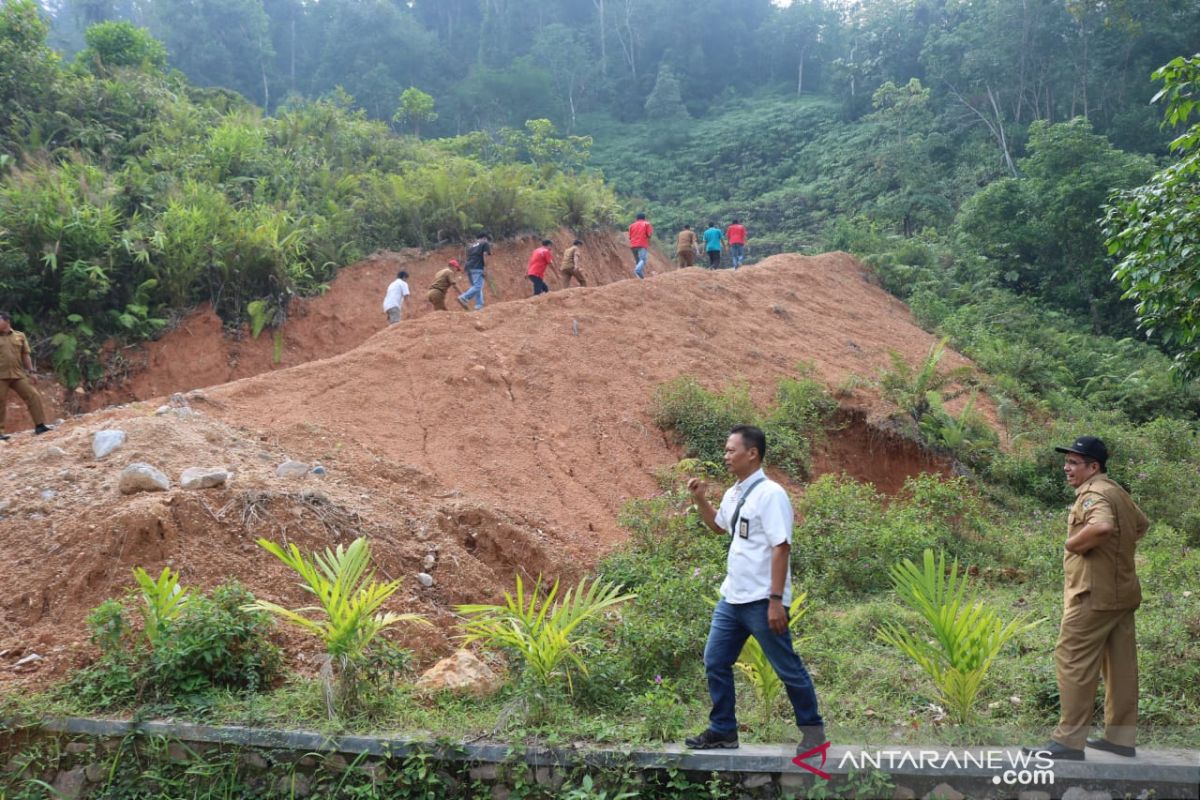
[1024,436,1149,761]
[0,311,51,440]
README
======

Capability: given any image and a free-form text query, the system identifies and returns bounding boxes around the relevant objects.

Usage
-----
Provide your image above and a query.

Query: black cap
[1055,436,1108,465]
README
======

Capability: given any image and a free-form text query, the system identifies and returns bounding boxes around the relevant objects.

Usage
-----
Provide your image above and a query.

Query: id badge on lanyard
[731,477,765,540]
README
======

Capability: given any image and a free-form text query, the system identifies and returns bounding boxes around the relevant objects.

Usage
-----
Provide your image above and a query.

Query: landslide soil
[0,248,979,689]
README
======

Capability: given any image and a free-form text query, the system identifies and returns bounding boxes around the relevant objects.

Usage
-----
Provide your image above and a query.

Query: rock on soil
[92,429,126,459]
[415,649,501,697]
[275,460,310,478]
[180,467,229,490]
[118,463,170,494]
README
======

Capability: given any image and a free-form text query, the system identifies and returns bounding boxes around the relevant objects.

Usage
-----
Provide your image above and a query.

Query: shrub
[67,576,281,710]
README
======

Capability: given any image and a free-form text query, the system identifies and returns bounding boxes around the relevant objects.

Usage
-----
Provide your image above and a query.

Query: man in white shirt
[684,425,825,755]
[382,270,411,324]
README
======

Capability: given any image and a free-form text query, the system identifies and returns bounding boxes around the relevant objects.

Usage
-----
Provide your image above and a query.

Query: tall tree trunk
[592,0,607,77]
[797,45,807,96]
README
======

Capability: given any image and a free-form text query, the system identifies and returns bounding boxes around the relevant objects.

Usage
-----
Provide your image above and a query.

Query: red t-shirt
[727,224,747,245]
[527,246,553,278]
[628,220,653,248]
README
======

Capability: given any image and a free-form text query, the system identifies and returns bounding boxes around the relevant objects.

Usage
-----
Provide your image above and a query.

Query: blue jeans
[529,275,548,295]
[633,247,648,279]
[731,243,745,269]
[703,599,823,734]
[458,269,485,309]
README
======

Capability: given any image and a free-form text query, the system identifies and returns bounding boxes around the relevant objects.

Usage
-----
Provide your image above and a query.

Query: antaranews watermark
[793,746,1056,786]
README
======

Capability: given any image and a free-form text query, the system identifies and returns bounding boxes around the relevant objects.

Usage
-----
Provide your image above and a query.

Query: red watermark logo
[791,740,832,780]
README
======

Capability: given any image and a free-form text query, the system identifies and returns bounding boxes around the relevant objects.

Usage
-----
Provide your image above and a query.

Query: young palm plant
[732,592,809,733]
[246,537,429,718]
[132,566,190,647]
[877,549,1042,724]
[455,574,634,711]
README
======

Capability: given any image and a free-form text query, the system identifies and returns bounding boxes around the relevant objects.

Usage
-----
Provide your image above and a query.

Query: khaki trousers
[561,266,586,287]
[1052,592,1138,748]
[677,251,695,267]
[0,376,47,433]
[428,289,447,310]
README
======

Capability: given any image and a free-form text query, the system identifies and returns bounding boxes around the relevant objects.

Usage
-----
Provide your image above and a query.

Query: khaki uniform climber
[560,239,587,287]
[1025,436,1148,761]
[676,225,698,267]
[0,312,50,440]
[427,259,463,310]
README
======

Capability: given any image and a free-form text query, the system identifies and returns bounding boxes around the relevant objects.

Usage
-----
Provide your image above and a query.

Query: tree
[0,0,61,142]
[1104,55,1200,377]
[393,86,437,137]
[77,21,167,75]
[958,118,1154,331]
[532,22,597,132]
[643,63,686,119]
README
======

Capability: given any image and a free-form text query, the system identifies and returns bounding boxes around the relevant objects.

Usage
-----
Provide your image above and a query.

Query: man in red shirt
[628,212,653,279]
[527,239,554,296]
[727,219,748,269]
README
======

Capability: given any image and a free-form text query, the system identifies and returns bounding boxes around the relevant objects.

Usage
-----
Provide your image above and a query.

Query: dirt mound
[0,251,983,688]
[4,229,672,428]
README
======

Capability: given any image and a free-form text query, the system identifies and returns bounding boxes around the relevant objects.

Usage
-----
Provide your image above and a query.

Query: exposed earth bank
[0,249,979,687]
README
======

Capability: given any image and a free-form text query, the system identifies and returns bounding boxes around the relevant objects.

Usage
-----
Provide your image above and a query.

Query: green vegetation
[455,575,634,698]
[652,368,837,482]
[247,537,429,719]
[878,550,1043,725]
[63,572,280,710]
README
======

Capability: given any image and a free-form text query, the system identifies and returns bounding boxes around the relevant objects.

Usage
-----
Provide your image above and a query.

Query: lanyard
[731,477,766,535]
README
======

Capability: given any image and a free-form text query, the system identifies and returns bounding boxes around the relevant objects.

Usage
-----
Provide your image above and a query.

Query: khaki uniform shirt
[429,268,457,293]
[676,230,698,251]
[1064,474,1149,610]
[0,330,31,380]
[561,245,580,271]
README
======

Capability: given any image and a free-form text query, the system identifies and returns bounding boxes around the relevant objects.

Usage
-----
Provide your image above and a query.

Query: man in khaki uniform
[1025,436,1148,760]
[0,312,51,440]
[427,259,462,311]
[560,239,587,287]
[676,225,698,267]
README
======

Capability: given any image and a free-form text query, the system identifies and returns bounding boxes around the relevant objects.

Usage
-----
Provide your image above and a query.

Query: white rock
[39,446,67,462]
[275,460,310,478]
[422,553,436,571]
[415,649,501,697]
[118,463,170,494]
[92,430,127,459]
[39,489,56,501]
[180,468,229,490]
[13,653,42,667]
[155,405,172,416]
[416,572,434,588]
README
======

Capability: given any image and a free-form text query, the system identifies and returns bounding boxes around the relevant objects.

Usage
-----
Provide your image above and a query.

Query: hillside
[0,252,976,686]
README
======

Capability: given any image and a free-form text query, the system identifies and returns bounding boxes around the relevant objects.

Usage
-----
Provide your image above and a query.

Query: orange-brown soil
[0,245,984,689]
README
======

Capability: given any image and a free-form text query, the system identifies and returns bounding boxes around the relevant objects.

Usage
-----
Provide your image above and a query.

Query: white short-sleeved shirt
[714,468,795,605]
[383,278,410,312]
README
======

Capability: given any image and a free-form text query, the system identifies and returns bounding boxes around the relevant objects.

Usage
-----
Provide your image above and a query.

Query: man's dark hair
[731,218,740,224]
[0,311,10,322]
[573,239,583,245]
[730,424,767,462]
[541,238,553,246]
[636,212,646,220]
[479,232,491,240]
[396,270,408,279]
[683,224,691,230]
[708,221,717,228]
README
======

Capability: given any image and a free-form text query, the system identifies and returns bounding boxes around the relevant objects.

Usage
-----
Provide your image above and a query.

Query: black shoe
[796,726,827,756]
[1087,738,1136,757]
[684,729,739,749]
[34,424,50,435]
[0,434,9,441]
[1022,741,1085,760]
